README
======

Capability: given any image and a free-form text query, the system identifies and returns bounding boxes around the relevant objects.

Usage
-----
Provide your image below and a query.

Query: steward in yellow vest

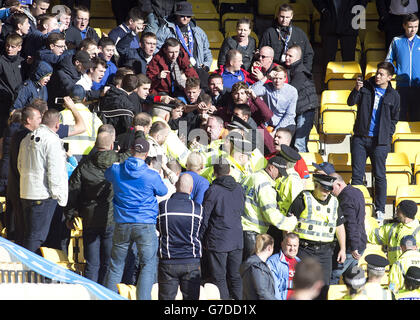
[361,254,394,300]
[368,200,420,265]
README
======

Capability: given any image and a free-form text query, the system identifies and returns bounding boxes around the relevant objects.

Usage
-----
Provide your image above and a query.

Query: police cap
[365,254,389,272]
[231,137,253,155]
[400,235,417,247]
[312,173,336,191]
[312,162,336,175]
[405,266,420,283]
[268,155,288,177]
[277,144,301,163]
[152,101,176,113]
[343,266,366,289]
[227,115,253,131]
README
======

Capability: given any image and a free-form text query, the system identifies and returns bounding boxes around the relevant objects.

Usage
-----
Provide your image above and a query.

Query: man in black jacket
[65,5,99,49]
[201,158,245,300]
[65,130,131,284]
[330,173,367,285]
[347,61,400,225]
[283,45,319,153]
[259,3,314,72]
[156,173,203,300]
[312,0,367,70]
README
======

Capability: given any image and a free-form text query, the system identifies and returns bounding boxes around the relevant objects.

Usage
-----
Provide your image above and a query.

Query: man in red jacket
[146,37,198,96]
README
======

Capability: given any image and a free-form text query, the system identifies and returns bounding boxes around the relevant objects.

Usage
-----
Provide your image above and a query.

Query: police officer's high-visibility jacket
[358,282,394,300]
[152,116,190,168]
[294,190,339,243]
[275,168,304,216]
[368,219,420,265]
[389,249,420,293]
[241,169,297,234]
[396,288,420,300]
[60,103,103,156]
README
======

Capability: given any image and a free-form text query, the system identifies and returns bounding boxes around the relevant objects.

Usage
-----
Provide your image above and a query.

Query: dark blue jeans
[351,136,389,212]
[103,223,158,300]
[21,198,58,253]
[207,249,243,300]
[293,109,316,153]
[83,225,114,285]
[158,262,201,300]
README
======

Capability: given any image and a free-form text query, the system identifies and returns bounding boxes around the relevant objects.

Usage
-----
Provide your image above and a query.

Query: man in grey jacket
[155,1,212,88]
[18,109,68,253]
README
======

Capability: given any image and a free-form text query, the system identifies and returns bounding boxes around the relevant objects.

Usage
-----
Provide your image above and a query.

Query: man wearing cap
[287,173,346,300]
[313,161,336,176]
[103,137,168,300]
[241,155,298,261]
[60,85,103,161]
[47,50,96,108]
[155,1,212,88]
[395,266,420,300]
[368,199,420,265]
[389,235,420,293]
[330,173,367,285]
[363,254,394,300]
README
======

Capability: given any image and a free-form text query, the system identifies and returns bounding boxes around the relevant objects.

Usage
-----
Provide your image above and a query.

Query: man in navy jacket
[330,173,367,285]
[157,173,203,300]
[201,158,245,300]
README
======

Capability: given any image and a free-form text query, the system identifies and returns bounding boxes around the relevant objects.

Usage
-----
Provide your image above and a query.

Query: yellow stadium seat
[90,18,117,29]
[94,28,102,38]
[258,0,284,16]
[101,28,112,37]
[327,284,348,300]
[90,0,114,18]
[206,30,225,50]
[328,153,353,184]
[385,152,413,198]
[353,184,374,217]
[359,243,387,269]
[307,125,320,153]
[325,61,362,90]
[320,104,357,135]
[39,247,84,274]
[392,121,420,164]
[364,30,386,52]
[196,19,220,31]
[300,152,324,174]
[395,185,420,220]
[320,90,352,107]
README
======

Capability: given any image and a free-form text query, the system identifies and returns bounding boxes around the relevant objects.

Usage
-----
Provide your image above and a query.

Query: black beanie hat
[398,200,418,219]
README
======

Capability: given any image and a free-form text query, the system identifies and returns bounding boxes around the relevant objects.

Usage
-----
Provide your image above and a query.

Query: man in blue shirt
[183,151,209,205]
[92,37,117,90]
[386,13,420,120]
[218,49,251,91]
[347,61,400,225]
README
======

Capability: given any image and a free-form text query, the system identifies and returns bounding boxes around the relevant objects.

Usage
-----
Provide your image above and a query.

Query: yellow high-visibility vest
[275,169,304,216]
[368,219,420,265]
[241,170,297,234]
[389,249,420,293]
[60,103,103,156]
[294,191,339,243]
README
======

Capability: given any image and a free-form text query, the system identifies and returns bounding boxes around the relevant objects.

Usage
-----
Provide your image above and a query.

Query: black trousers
[322,34,358,67]
[297,241,334,300]
[158,262,201,300]
[207,249,243,300]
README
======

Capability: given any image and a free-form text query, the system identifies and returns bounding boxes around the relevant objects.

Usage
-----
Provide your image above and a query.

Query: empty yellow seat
[300,152,324,174]
[320,104,357,135]
[320,90,352,108]
[196,19,220,31]
[385,153,413,197]
[191,2,217,14]
[308,125,320,153]
[206,30,224,49]
[325,61,362,90]
[117,283,137,300]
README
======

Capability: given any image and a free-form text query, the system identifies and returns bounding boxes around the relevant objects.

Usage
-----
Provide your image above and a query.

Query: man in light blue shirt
[251,65,297,130]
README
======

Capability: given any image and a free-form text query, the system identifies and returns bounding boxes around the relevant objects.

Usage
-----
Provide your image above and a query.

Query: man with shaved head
[64,130,131,285]
[157,173,204,300]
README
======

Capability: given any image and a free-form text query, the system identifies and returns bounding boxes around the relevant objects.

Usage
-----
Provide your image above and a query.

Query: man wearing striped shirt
[157,173,204,300]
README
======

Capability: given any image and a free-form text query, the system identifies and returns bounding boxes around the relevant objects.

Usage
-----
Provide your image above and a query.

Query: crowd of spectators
[0,0,420,301]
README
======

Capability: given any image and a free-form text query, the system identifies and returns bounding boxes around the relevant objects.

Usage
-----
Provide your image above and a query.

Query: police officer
[241,155,298,261]
[287,173,346,300]
[368,200,420,265]
[395,266,420,300]
[341,266,367,300]
[363,254,394,300]
[389,235,420,293]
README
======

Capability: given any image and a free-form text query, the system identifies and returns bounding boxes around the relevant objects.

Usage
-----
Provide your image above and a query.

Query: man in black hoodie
[283,45,319,153]
[201,158,245,300]
[259,3,313,71]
